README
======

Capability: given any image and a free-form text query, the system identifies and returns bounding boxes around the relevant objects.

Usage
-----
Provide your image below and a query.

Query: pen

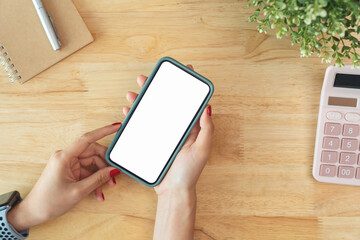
[32,0,62,51]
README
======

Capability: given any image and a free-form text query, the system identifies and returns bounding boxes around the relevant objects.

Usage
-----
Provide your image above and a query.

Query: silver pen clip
[46,12,62,47]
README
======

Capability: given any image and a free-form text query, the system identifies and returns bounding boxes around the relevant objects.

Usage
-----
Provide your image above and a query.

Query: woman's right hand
[123,65,214,196]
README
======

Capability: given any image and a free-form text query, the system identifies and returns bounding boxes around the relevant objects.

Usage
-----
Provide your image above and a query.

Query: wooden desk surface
[0,0,358,239]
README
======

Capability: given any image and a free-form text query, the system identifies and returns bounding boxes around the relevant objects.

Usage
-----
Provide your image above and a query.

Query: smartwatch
[0,191,29,240]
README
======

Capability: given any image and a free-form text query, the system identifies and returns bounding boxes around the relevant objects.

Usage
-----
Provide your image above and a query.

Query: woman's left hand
[7,123,122,231]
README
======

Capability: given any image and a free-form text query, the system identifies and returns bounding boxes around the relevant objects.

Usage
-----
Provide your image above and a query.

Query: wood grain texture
[0,0,357,239]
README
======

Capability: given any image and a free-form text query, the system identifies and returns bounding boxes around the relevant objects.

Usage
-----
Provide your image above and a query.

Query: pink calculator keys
[339,152,356,164]
[324,122,341,135]
[338,166,355,178]
[317,110,360,184]
[319,165,336,177]
[341,138,358,151]
[323,137,340,149]
[343,124,360,137]
[321,151,338,163]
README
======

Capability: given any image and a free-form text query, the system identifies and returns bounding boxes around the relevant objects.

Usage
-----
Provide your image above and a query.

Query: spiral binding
[0,41,21,83]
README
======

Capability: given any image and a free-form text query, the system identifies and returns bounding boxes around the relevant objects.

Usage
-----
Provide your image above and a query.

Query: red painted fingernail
[112,177,116,184]
[207,105,212,117]
[101,193,105,201]
[112,122,121,126]
[110,169,121,177]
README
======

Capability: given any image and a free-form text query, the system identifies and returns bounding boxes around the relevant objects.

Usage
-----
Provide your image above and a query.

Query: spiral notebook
[0,0,94,83]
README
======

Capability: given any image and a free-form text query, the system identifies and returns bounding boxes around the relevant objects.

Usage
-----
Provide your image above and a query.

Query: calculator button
[321,151,338,163]
[319,165,336,177]
[339,152,356,164]
[343,124,360,137]
[345,112,360,122]
[326,111,342,120]
[323,137,340,149]
[356,168,360,179]
[341,138,358,151]
[324,122,341,135]
[338,166,355,178]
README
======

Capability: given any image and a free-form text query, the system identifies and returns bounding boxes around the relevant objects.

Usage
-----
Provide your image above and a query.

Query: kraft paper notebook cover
[0,0,94,83]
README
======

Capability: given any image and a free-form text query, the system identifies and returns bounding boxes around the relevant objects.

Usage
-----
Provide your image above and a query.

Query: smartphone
[106,57,214,187]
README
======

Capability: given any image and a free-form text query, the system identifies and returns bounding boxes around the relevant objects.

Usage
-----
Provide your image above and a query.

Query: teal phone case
[106,57,214,187]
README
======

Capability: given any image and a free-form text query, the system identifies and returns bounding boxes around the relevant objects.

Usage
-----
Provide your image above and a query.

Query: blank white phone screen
[109,61,210,184]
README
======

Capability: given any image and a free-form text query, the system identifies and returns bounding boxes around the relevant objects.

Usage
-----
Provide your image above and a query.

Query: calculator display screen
[334,73,360,89]
[328,96,357,107]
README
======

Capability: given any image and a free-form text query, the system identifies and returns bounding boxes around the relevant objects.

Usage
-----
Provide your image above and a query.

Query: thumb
[76,167,117,196]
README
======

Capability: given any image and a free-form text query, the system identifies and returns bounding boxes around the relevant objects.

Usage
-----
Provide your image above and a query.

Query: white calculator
[313,65,360,186]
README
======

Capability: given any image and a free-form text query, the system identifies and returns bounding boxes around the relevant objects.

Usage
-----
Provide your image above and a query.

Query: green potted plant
[247,0,360,68]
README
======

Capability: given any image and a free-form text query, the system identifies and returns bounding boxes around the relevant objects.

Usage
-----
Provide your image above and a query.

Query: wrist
[154,189,197,240]
[157,189,196,212]
[156,183,197,198]
[6,198,39,232]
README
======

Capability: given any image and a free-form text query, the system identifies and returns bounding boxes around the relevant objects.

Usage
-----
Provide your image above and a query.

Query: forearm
[154,190,197,240]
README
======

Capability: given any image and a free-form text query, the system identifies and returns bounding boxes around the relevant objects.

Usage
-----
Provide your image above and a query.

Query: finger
[64,124,121,157]
[137,75,147,88]
[183,121,200,147]
[79,168,104,201]
[193,105,214,155]
[123,107,130,116]
[94,187,104,202]
[186,64,194,70]
[80,155,115,187]
[76,166,119,197]
[79,143,107,160]
[126,91,138,104]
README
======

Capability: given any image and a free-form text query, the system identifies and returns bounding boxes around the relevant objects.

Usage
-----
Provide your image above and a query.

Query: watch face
[0,191,19,207]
